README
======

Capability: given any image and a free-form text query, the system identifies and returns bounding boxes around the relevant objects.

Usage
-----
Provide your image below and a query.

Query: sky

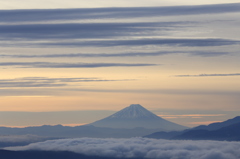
[0,0,240,127]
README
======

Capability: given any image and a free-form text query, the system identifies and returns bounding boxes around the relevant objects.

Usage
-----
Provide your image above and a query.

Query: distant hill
[0,125,163,138]
[0,150,145,159]
[90,104,188,131]
[144,131,183,139]
[1,110,239,141]
[0,104,188,139]
[145,116,240,141]
[0,135,60,148]
[173,122,240,141]
[193,116,240,131]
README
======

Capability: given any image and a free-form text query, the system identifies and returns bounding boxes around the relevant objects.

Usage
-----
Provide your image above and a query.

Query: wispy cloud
[0,52,173,58]
[0,135,60,148]
[38,38,239,48]
[0,51,229,58]
[174,73,240,77]
[1,87,240,97]
[6,137,240,159]
[189,51,230,57]
[0,135,56,143]
[0,77,132,88]
[0,22,181,40]
[1,3,239,23]
[190,121,223,126]
[0,62,156,68]
[159,114,225,119]
[0,4,238,49]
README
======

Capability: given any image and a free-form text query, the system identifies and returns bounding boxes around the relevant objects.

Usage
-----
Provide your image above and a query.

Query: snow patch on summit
[108,104,159,119]
[89,104,188,130]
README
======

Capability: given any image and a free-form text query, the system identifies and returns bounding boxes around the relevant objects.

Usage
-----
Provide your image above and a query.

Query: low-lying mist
[5,137,240,159]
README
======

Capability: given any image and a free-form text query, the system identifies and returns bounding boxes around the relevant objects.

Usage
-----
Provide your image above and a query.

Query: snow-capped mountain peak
[89,104,188,130]
[108,104,159,119]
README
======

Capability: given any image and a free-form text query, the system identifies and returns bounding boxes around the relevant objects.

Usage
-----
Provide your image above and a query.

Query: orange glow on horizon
[0,123,88,128]
[189,121,222,126]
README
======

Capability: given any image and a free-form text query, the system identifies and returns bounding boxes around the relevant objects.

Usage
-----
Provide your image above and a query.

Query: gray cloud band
[0,51,229,58]
[2,38,236,48]
[175,73,240,77]
[0,62,156,68]
[0,22,179,40]
[0,3,239,23]
[40,38,239,47]
[0,77,129,88]
[6,137,240,159]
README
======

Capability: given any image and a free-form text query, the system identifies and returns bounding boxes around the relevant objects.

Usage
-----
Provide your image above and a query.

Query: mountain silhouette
[172,122,240,141]
[0,150,144,159]
[89,104,187,131]
[0,104,187,139]
[193,116,240,131]
[145,116,240,141]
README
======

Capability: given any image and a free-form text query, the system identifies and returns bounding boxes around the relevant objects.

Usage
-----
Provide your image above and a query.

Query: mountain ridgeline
[0,104,187,138]
[145,116,240,141]
[89,104,187,131]
[0,104,239,142]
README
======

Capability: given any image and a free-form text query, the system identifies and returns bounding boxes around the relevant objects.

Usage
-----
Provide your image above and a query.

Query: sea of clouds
[5,137,240,159]
[0,135,59,147]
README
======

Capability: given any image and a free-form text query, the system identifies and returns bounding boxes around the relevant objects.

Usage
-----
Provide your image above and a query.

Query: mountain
[144,116,240,141]
[193,116,240,131]
[0,125,165,138]
[0,150,144,159]
[0,104,187,139]
[89,104,188,131]
[173,122,240,141]
[144,131,183,139]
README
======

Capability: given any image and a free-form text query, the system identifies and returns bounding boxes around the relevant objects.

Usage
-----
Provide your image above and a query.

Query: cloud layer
[0,77,127,88]
[0,22,184,40]
[0,3,239,49]
[37,38,239,48]
[0,51,229,59]
[0,135,59,148]
[1,3,240,23]
[6,138,240,159]
[0,62,156,68]
[175,73,240,77]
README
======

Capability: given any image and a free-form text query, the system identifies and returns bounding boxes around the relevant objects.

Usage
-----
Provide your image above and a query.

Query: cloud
[0,4,238,50]
[0,62,156,68]
[158,114,225,119]
[0,77,132,88]
[38,38,239,48]
[0,52,173,58]
[6,138,240,159]
[189,51,230,57]
[0,22,180,40]
[1,87,240,97]
[0,4,239,49]
[0,135,51,143]
[0,135,59,148]
[0,3,239,23]
[189,121,223,125]
[0,51,229,58]
[174,73,240,77]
